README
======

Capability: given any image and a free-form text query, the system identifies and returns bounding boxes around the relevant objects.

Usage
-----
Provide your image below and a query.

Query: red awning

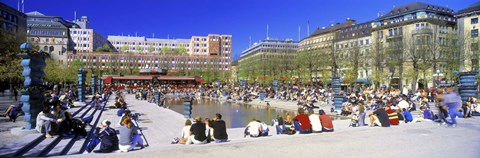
[102,75,202,82]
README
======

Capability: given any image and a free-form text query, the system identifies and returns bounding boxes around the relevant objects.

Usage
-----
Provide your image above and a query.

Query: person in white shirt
[244,119,261,137]
[179,120,192,144]
[308,109,322,133]
[397,96,409,110]
[36,107,58,138]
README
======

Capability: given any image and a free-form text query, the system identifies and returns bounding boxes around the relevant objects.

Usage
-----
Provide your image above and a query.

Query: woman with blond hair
[118,117,144,152]
[179,120,192,144]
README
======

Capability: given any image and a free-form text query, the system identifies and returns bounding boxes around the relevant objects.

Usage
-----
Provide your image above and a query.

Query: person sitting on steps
[119,117,145,152]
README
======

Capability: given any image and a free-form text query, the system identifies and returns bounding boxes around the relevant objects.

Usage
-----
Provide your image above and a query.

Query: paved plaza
[50,94,480,158]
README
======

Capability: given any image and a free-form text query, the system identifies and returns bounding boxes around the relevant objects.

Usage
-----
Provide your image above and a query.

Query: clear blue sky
[3,0,475,60]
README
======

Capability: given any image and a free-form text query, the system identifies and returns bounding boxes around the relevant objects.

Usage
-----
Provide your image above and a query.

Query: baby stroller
[349,114,359,127]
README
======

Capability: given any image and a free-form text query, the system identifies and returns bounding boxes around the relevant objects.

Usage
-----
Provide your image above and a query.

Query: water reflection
[165,97,344,128]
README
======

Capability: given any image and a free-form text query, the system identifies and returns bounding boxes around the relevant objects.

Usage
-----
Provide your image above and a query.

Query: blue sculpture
[99,79,104,93]
[454,70,479,102]
[273,79,278,92]
[332,77,343,112]
[17,43,47,129]
[183,98,193,119]
[91,73,96,95]
[77,68,86,102]
[97,79,102,94]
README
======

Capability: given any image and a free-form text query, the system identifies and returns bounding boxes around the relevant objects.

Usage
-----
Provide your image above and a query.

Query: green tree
[135,45,143,53]
[148,45,154,53]
[162,46,171,53]
[96,44,112,52]
[45,59,63,82]
[0,31,22,82]
[178,44,187,55]
[67,59,85,82]
[121,45,129,53]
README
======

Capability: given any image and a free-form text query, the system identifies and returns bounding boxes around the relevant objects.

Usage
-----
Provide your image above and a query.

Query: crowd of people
[73,80,478,149]
[85,90,146,153]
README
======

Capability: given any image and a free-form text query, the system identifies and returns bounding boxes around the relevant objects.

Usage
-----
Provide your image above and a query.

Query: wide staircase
[0,94,111,157]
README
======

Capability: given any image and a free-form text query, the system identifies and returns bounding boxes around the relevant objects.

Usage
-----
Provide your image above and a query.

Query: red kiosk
[102,69,203,90]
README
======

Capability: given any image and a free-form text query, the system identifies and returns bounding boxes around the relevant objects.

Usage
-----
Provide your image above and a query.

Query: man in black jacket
[186,116,207,144]
[210,113,228,143]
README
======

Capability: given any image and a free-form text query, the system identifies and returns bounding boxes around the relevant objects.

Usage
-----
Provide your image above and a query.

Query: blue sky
[3,0,475,60]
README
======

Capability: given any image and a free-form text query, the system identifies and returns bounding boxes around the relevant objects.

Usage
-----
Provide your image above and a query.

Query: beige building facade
[456,2,480,71]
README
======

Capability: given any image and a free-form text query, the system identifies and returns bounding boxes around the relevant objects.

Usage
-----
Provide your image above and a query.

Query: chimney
[345,18,356,25]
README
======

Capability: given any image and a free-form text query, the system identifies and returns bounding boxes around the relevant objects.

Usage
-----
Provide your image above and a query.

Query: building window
[472,29,479,38]
[472,18,479,24]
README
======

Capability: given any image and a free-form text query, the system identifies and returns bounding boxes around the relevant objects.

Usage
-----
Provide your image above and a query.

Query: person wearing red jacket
[293,108,312,134]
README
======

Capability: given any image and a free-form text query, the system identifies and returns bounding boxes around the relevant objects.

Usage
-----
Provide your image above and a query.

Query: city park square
[1,0,480,158]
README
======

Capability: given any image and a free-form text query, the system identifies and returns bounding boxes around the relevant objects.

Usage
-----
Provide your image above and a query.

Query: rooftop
[377,2,454,20]
[456,2,480,16]
[108,35,190,42]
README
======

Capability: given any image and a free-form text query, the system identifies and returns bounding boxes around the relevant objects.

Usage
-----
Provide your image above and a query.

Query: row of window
[336,39,370,49]
[1,10,18,24]
[341,24,369,33]
[1,22,17,33]
[113,41,188,47]
[72,56,229,63]
[388,27,403,36]
[28,29,66,36]
[71,30,89,35]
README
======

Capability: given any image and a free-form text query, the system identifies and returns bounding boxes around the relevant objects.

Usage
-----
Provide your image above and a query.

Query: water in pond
[165,97,345,128]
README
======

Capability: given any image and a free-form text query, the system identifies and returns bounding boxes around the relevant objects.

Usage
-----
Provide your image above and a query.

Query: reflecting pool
[166,97,345,128]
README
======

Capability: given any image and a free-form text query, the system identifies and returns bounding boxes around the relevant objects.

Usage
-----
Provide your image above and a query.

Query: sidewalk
[63,94,480,158]
[0,90,23,146]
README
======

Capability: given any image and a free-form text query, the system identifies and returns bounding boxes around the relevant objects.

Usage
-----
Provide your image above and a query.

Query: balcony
[413,28,433,35]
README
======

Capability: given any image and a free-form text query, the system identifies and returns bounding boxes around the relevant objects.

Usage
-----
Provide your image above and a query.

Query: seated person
[1,104,20,122]
[186,116,207,144]
[273,114,285,135]
[385,105,399,125]
[204,118,214,143]
[91,97,102,109]
[51,103,66,134]
[86,120,119,153]
[179,120,192,144]
[369,104,390,127]
[403,108,413,123]
[318,110,334,132]
[119,118,145,151]
[36,107,58,138]
[258,121,269,136]
[117,106,127,117]
[285,112,293,125]
[411,106,435,122]
[63,112,87,137]
[308,109,322,133]
[244,118,261,138]
[397,109,405,121]
[293,108,312,134]
[210,113,228,143]
[119,109,131,126]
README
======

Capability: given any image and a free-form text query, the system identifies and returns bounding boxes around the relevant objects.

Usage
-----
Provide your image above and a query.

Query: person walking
[442,86,463,127]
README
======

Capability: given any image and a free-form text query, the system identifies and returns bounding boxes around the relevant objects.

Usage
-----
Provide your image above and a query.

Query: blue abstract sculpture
[77,68,86,102]
[454,70,479,101]
[332,77,343,111]
[91,73,96,95]
[183,97,193,119]
[17,43,47,129]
